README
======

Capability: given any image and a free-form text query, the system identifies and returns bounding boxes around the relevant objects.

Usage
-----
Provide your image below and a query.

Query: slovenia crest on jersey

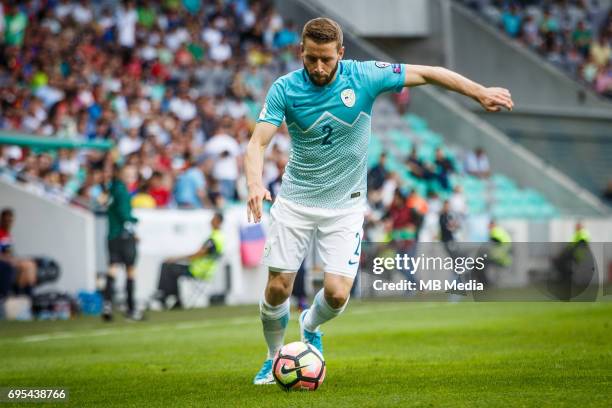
[341,88,356,108]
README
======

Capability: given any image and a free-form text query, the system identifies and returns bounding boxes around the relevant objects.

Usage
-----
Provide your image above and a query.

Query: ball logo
[341,88,356,108]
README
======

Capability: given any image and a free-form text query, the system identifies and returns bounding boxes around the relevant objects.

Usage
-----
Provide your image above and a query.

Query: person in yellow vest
[551,221,594,301]
[562,221,591,268]
[488,220,512,267]
[153,213,224,309]
[474,220,512,286]
[572,221,590,245]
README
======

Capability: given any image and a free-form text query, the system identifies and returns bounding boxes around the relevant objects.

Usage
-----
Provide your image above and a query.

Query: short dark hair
[1,208,14,219]
[302,17,343,50]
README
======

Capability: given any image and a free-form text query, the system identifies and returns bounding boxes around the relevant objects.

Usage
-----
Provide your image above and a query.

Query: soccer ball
[273,341,326,391]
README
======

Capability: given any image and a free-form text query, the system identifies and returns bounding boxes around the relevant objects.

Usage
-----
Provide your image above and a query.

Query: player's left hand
[477,87,514,112]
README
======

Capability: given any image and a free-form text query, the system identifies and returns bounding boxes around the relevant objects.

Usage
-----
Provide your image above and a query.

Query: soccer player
[245,17,513,384]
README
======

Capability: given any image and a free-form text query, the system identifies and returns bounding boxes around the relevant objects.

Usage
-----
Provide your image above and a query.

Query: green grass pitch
[1,301,611,407]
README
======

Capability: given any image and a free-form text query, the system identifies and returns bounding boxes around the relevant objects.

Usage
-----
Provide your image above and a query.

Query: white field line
[9,303,440,344]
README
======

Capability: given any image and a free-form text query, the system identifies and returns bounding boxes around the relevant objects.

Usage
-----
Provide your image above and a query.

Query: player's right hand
[247,185,272,223]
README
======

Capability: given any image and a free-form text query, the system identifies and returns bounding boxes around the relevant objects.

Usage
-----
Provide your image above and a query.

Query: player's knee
[325,290,349,309]
[266,279,291,302]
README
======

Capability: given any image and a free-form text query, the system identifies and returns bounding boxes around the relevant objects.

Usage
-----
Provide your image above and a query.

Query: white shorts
[262,197,365,279]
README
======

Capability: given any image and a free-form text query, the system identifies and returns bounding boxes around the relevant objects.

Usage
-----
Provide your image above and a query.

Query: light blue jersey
[258,60,405,209]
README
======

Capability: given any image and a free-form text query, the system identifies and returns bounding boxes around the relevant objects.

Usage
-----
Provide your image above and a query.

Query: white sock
[260,298,290,360]
[304,289,348,332]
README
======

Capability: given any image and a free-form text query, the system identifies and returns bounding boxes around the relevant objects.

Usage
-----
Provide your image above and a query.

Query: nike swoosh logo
[348,260,359,265]
[280,364,309,375]
[292,101,310,108]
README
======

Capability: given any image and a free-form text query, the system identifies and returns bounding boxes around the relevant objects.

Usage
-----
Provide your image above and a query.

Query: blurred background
[1,0,611,320]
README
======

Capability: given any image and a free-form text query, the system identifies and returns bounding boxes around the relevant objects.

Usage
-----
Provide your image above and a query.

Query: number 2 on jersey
[321,125,333,145]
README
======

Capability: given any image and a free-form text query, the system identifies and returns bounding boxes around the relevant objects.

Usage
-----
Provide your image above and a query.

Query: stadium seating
[371,113,560,219]
[459,0,612,98]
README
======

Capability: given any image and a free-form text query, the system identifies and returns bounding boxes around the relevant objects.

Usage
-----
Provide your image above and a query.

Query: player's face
[301,39,344,86]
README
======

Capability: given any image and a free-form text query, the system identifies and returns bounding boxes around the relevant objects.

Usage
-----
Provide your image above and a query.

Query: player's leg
[300,272,353,353]
[125,265,143,320]
[261,271,296,351]
[123,234,141,320]
[15,258,37,298]
[102,262,120,321]
[254,198,315,384]
[254,270,297,385]
[300,209,364,353]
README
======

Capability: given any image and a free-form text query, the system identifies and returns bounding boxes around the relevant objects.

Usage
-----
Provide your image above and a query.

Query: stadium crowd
[461,0,612,97]
[0,0,298,210]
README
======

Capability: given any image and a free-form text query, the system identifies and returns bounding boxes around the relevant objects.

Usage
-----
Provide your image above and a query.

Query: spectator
[169,89,197,122]
[540,8,560,35]
[590,34,611,67]
[0,208,38,299]
[464,147,491,178]
[153,213,224,309]
[384,189,418,243]
[267,157,288,201]
[210,36,233,63]
[572,20,592,57]
[174,155,209,209]
[148,171,171,208]
[522,15,540,47]
[439,200,458,244]
[595,62,612,96]
[449,185,468,221]
[433,147,455,191]
[3,3,27,47]
[367,153,388,191]
[117,1,138,50]
[502,4,522,38]
[131,178,157,209]
[406,146,427,179]
[406,189,428,240]
[380,172,400,208]
[118,128,143,157]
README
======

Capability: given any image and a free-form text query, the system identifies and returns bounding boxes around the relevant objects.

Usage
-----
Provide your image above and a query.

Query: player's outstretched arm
[244,121,277,223]
[403,65,514,112]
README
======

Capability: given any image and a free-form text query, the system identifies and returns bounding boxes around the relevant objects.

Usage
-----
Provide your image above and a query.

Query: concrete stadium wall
[95,207,269,306]
[0,180,96,295]
[367,0,446,67]
[307,0,430,37]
